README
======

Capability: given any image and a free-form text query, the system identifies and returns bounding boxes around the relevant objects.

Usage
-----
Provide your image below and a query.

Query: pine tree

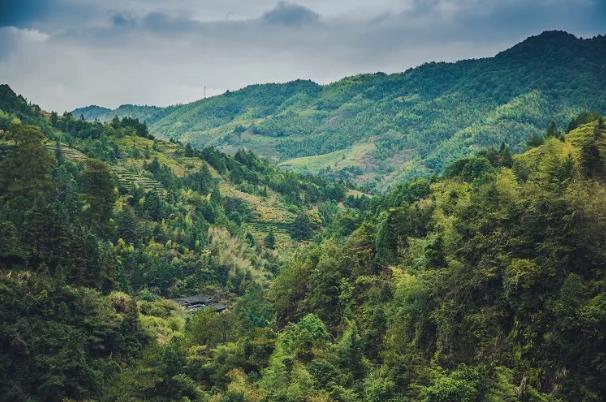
[54,141,64,164]
[426,235,447,267]
[545,121,560,139]
[0,124,53,205]
[50,111,58,127]
[526,133,544,148]
[116,206,138,245]
[499,142,513,167]
[184,143,195,157]
[336,319,364,380]
[289,212,314,241]
[581,120,605,179]
[265,230,276,249]
[143,191,163,221]
[121,296,144,355]
[245,232,256,247]
[80,160,116,235]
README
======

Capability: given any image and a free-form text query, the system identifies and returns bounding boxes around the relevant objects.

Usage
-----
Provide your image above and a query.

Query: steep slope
[0,84,360,297]
[4,84,606,401]
[105,117,606,401]
[75,31,606,190]
[0,85,368,400]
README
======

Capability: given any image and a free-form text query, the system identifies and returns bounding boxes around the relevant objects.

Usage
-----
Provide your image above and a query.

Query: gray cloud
[0,0,604,112]
[261,2,319,25]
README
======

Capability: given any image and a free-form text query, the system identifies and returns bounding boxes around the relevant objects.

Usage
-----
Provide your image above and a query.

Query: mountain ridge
[64,30,606,189]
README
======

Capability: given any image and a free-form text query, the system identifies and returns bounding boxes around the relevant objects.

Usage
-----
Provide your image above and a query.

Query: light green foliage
[277,314,331,358]
[235,284,274,330]
[187,308,240,348]
[420,365,484,402]
[257,117,606,402]
[504,259,541,295]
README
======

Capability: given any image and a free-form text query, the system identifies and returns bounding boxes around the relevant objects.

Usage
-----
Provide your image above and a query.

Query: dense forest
[3,79,606,401]
[0,84,363,401]
[74,31,606,190]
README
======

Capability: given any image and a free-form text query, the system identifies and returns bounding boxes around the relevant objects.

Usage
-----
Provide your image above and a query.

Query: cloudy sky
[1,0,604,112]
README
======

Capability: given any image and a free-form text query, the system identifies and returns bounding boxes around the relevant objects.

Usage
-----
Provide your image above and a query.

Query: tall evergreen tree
[545,121,560,139]
[0,124,53,205]
[143,191,163,221]
[265,230,276,250]
[80,160,116,235]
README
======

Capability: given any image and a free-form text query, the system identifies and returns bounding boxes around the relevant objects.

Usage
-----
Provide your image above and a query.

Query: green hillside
[238,117,606,402]
[73,104,164,124]
[0,85,370,400]
[3,80,606,400]
[75,31,606,190]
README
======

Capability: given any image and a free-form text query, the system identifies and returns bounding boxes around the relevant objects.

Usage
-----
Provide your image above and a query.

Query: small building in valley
[173,294,227,312]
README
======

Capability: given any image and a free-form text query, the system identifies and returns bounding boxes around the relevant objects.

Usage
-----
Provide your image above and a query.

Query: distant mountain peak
[525,30,583,47]
[0,83,17,96]
[529,30,577,41]
[79,104,111,111]
[494,30,596,60]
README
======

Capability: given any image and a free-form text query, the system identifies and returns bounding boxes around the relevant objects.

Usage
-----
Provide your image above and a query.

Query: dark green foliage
[187,308,240,348]
[264,230,276,249]
[288,212,314,241]
[115,206,139,245]
[379,178,431,209]
[0,124,53,204]
[72,104,163,124]
[545,121,561,139]
[119,116,152,138]
[184,142,195,157]
[235,285,274,331]
[0,275,148,401]
[526,133,545,148]
[0,84,40,122]
[580,118,606,179]
[444,156,494,182]
[143,191,164,221]
[80,159,116,235]
[477,143,514,168]
[185,164,215,193]
[567,111,600,132]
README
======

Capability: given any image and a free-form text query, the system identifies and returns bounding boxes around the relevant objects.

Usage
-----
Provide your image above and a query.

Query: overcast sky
[0,0,604,112]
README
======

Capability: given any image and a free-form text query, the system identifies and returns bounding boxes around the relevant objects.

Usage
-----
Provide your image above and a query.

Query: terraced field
[218,181,297,247]
[38,136,327,249]
[46,143,166,196]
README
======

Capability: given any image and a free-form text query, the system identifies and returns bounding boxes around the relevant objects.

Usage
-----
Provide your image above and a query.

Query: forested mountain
[3,82,606,401]
[73,104,164,124]
[74,31,606,190]
[0,85,363,400]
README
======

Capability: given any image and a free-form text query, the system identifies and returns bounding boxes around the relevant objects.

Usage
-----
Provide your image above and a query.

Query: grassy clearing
[279,142,375,173]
